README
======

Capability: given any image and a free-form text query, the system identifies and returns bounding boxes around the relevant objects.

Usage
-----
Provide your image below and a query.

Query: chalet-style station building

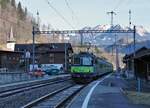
[123,47,150,81]
[0,50,24,72]
[0,43,73,72]
[15,43,73,72]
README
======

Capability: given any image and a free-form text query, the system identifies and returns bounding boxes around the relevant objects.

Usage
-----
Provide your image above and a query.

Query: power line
[113,0,136,11]
[113,0,125,11]
[64,0,79,27]
[45,0,75,29]
[126,0,135,6]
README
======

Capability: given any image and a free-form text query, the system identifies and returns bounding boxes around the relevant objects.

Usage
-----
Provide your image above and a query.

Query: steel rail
[22,84,75,108]
[55,85,85,108]
[0,78,71,98]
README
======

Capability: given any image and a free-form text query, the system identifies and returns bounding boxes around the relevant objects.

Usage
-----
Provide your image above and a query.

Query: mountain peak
[79,24,150,46]
[136,25,148,36]
[93,24,111,30]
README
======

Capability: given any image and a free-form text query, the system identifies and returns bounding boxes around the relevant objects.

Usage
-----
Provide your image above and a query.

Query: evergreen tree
[11,0,16,8]
[7,0,10,3]
[24,7,27,18]
[17,1,25,20]
[0,0,10,8]
[17,2,22,13]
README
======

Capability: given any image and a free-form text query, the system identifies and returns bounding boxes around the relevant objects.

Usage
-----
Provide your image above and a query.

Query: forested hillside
[0,0,36,49]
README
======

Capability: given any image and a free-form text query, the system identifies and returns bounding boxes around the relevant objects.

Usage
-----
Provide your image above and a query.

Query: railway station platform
[68,74,149,108]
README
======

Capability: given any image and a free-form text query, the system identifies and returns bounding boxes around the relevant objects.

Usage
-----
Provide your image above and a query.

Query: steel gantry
[33,29,135,34]
[32,26,136,71]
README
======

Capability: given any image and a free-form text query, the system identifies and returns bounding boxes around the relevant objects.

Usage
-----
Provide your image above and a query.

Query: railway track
[21,73,110,108]
[0,75,70,93]
[0,78,71,98]
[0,77,73,108]
[22,84,85,108]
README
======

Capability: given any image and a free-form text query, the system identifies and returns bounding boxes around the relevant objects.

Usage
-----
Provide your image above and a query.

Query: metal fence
[0,72,44,85]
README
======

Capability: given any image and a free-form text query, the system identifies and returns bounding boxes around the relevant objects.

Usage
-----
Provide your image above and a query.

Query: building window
[9,57,11,60]
[49,58,54,63]
[16,57,19,61]
[49,54,54,57]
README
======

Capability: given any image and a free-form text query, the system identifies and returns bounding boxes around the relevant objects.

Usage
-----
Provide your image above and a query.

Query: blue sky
[16,0,150,30]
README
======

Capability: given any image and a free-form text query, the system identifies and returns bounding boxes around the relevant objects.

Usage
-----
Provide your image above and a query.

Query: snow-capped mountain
[136,26,149,36]
[84,24,150,46]
[70,24,150,54]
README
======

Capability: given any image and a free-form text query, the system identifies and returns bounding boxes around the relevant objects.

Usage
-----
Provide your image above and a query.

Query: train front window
[73,57,80,65]
[82,57,93,66]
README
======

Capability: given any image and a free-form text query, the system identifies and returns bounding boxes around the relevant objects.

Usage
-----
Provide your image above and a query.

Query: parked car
[29,69,45,77]
[41,64,63,75]
[45,68,60,75]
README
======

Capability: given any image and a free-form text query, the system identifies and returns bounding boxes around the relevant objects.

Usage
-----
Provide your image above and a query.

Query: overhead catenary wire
[64,0,75,20]
[113,0,135,11]
[17,0,57,29]
[125,0,135,6]
[45,0,75,29]
[113,0,125,11]
[64,0,79,28]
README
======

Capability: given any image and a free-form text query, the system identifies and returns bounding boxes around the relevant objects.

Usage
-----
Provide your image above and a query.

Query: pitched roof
[123,47,150,60]
[125,40,150,55]
[14,43,73,53]
[0,50,23,54]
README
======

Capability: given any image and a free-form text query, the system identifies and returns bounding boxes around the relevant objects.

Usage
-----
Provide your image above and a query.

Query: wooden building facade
[0,50,24,72]
[123,47,150,81]
[15,43,73,71]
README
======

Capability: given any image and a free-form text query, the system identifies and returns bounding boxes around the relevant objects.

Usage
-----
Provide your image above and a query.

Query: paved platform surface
[69,74,150,108]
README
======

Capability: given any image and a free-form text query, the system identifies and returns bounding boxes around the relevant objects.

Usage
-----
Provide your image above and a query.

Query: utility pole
[32,26,35,71]
[115,34,120,74]
[107,11,116,27]
[107,11,116,63]
[32,11,39,72]
[129,10,132,28]
[80,32,83,51]
[133,26,141,92]
[81,33,83,46]
[126,10,132,77]
[36,11,40,30]
[65,43,67,72]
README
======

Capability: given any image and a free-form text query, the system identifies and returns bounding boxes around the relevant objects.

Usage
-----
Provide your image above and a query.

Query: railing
[0,71,44,85]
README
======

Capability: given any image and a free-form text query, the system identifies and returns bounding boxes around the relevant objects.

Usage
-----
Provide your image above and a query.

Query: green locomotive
[71,52,113,83]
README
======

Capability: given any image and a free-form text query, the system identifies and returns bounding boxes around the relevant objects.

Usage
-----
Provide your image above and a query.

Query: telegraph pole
[80,33,83,46]
[107,11,116,27]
